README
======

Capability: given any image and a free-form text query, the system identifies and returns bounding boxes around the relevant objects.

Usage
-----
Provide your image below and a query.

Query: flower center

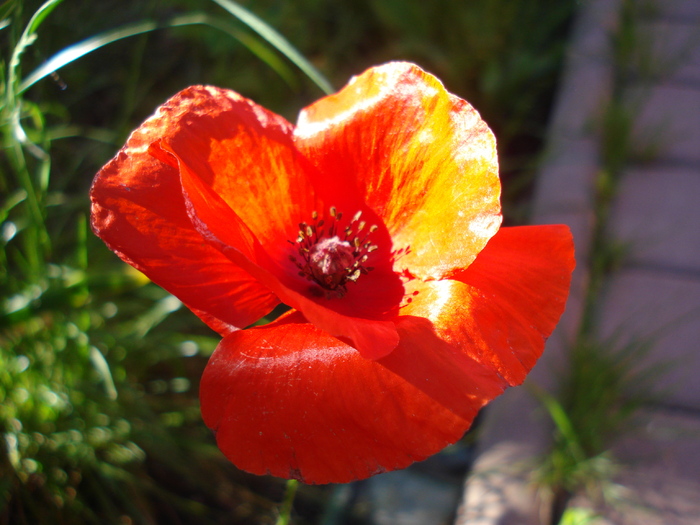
[289,207,378,298]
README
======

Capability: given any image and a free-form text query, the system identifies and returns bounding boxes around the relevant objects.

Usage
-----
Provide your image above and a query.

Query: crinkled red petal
[200,311,502,484]
[146,85,320,263]
[89,98,279,334]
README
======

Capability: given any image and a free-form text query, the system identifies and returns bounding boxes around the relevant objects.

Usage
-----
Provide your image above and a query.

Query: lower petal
[200,311,502,484]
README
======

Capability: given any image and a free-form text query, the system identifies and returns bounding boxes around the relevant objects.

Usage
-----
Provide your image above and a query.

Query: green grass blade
[0,189,27,222]
[529,383,586,463]
[19,19,157,94]
[89,345,118,400]
[177,13,297,87]
[19,13,299,94]
[276,479,299,525]
[209,0,334,94]
[21,0,63,35]
[8,0,64,95]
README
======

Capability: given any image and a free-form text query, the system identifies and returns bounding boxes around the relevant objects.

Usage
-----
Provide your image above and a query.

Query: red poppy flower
[91,62,574,484]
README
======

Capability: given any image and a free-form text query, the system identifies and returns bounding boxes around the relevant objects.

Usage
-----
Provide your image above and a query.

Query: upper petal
[200,311,502,484]
[145,85,319,264]
[89,98,280,334]
[401,225,575,386]
[295,62,502,279]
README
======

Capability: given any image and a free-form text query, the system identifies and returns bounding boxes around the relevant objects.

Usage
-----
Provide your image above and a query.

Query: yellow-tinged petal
[295,62,502,279]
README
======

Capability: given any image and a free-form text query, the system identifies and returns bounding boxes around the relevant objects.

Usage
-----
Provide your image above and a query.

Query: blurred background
[8,0,681,523]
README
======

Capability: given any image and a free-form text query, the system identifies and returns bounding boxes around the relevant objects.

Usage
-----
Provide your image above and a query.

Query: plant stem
[276,479,299,525]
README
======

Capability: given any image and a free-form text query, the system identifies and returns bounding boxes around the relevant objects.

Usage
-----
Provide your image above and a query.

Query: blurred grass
[2,0,577,523]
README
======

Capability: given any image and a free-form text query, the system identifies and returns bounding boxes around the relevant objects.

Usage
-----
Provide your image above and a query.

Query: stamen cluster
[289,207,378,298]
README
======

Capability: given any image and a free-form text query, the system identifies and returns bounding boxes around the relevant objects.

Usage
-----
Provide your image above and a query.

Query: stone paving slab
[567,0,621,60]
[632,83,700,165]
[547,60,612,139]
[656,0,700,22]
[535,138,598,213]
[597,268,700,409]
[474,411,700,525]
[367,469,462,525]
[639,20,700,87]
[457,442,543,525]
[617,409,700,481]
[546,0,619,140]
[610,164,700,271]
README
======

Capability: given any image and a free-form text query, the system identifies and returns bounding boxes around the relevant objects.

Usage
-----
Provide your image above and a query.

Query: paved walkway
[457,0,700,523]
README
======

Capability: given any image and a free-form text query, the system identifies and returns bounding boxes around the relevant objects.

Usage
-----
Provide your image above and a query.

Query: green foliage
[275,480,299,525]
[561,336,661,460]
[0,1,315,523]
[534,333,671,525]
[559,507,601,525]
[535,335,662,495]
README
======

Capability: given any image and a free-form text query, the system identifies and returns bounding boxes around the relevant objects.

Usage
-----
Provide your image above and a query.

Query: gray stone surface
[617,410,700,482]
[368,469,462,525]
[546,0,620,140]
[534,138,598,213]
[610,165,700,272]
[658,0,700,21]
[566,410,700,524]
[567,0,622,60]
[639,20,700,86]
[458,442,543,525]
[597,269,700,409]
[632,84,700,164]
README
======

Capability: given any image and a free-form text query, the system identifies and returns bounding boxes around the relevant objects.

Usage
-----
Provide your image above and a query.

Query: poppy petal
[200,311,503,484]
[146,86,403,318]
[401,225,575,386]
[295,62,501,280]
[90,105,279,334]
[146,85,320,264]
[154,141,400,359]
